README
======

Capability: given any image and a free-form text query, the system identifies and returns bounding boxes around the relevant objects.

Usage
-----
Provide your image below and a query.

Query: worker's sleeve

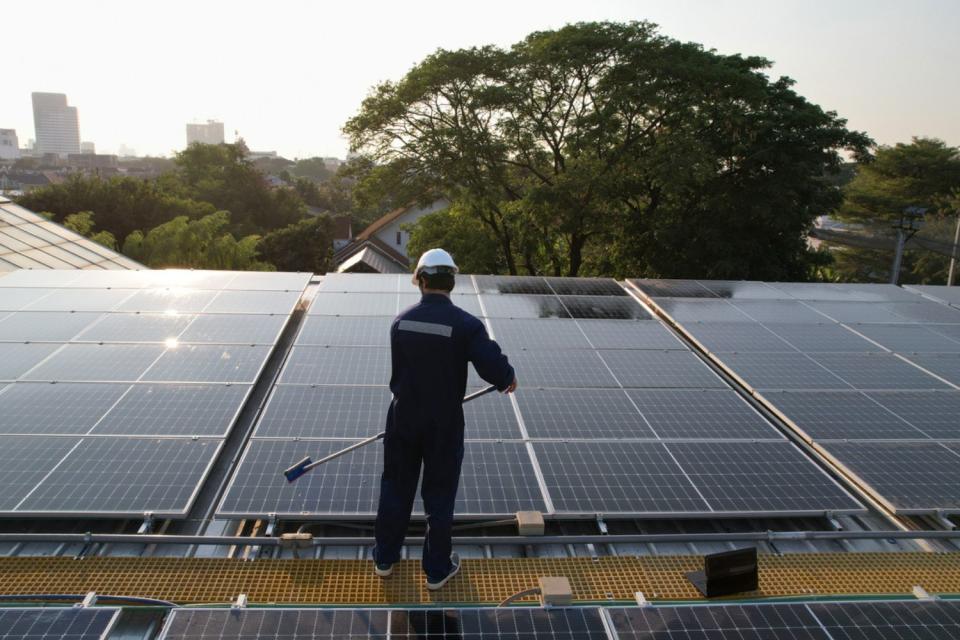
[466,319,515,391]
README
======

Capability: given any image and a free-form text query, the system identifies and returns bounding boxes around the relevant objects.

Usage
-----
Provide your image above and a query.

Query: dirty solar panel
[279,347,392,385]
[253,385,393,439]
[486,318,592,350]
[92,384,252,437]
[0,311,102,342]
[559,296,651,320]
[296,316,393,347]
[22,344,165,382]
[0,436,82,511]
[478,294,571,319]
[73,313,193,343]
[575,319,684,349]
[0,382,130,435]
[142,345,272,383]
[473,275,553,295]
[179,314,289,345]
[543,277,627,296]
[630,279,716,298]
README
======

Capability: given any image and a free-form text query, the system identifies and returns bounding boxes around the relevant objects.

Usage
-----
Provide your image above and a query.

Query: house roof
[335,236,410,272]
[355,204,411,241]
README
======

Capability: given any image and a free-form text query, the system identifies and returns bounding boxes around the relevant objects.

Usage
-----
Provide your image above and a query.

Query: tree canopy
[346,21,870,279]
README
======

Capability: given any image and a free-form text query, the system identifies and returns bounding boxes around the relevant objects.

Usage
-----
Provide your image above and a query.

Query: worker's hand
[503,377,518,394]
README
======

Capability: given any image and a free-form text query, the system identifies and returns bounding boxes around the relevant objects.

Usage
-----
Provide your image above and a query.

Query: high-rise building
[186,120,225,146]
[32,92,81,156]
[0,129,20,160]
[80,141,96,154]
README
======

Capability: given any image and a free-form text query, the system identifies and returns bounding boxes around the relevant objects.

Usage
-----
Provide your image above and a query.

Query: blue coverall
[373,293,515,580]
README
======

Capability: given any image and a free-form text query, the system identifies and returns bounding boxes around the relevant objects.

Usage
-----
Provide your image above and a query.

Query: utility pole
[890,207,925,285]
[949,209,960,287]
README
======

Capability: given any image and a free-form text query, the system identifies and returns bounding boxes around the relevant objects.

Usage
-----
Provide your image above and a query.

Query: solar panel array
[0,196,142,271]
[0,269,310,518]
[219,274,862,519]
[0,607,119,640]
[158,601,960,640]
[633,278,960,514]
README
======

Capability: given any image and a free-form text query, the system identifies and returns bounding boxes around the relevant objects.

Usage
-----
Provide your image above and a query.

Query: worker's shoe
[375,561,394,578]
[426,552,461,591]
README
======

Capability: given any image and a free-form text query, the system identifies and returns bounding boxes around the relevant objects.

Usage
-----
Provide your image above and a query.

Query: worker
[373,248,517,590]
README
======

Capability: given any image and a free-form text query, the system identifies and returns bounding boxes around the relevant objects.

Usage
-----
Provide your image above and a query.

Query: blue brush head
[283,457,312,483]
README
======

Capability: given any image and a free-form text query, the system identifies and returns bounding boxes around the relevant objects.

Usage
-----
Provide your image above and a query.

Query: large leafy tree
[345,21,870,278]
[257,215,335,273]
[829,138,960,283]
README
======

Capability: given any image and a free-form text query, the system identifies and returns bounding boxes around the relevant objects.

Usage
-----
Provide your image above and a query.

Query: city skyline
[3,0,958,159]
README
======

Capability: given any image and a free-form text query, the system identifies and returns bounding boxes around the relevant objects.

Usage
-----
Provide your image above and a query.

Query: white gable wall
[372,199,448,259]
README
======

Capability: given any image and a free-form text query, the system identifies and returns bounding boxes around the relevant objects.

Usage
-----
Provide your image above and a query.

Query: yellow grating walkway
[0,554,959,606]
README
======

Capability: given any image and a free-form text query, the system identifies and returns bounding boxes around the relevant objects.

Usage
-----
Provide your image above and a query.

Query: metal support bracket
[232,593,248,609]
[138,513,155,535]
[596,516,609,535]
[934,510,957,531]
[76,592,97,608]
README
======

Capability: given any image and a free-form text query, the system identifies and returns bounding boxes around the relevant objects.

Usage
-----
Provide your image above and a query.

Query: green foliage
[18,174,217,243]
[62,211,117,250]
[290,157,333,182]
[257,215,335,273]
[405,204,505,274]
[122,211,272,270]
[345,21,870,279]
[829,138,960,283]
[172,142,305,234]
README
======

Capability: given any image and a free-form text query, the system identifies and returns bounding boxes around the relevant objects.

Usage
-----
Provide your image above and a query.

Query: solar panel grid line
[0,310,106,343]
[0,382,133,436]
[895,352,960,390]
[476,284,557,516]
[9,438,84,512]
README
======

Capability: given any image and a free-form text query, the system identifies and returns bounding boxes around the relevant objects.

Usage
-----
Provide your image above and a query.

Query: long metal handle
[284,385,499,481]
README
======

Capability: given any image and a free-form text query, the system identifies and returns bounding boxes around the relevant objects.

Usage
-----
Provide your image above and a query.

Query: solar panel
[142,345,271,383]
[296,316,393,347]
[204,290,303,314]
[907,284,960,306]
[309,292,399,316]
[516,388,654,439]
[850,323,960,353]
[888,301,960,323]
[631,278,716,298]
[486,318,592,350]
[462,396,524,439]
[533,441,710,514]
[0,311,101,341]
[806,301,911,324]
[22,344,164,382]
[699,280,787,300]
[160,609,389,639]
[901,353,960,386]
[179,314,288,345]
[0,287,56,311]
[731,300,828,324]
[808,353,949,390]
[575,319,683,349]
[0,607,120,640]
[927,323,960,343]
[684,323,792,353]
[559,295,651,320]
[715,352,851,390]
[391,608,608,638]
[22,288,135,312]
[318,273,402,292]
[653,298,753,323]
[474,275,553,295]
[765,323,879,353]
[253,385,393,439]
[220,440,545,517]
[599,350,727,388]
[91,384,252,437]
[18,437,221,516]
[865,391,960,439]
[507,350,618,388]
[627,389,780,439]
[477,294,571,319]
[72,313,193,343]
[543,276,627,296]
[279,347,391,385]
[810,600,960,638]
[0,436,81,510]
[771,282,923,302]
[0,269,83,287]
[223,271,312,291]
[665,441,863,513]
[0,343,63,380]
[762,391,926,440]
[115,289,219,314]
[0,382,130,435]
[824,441,960,512]
[610,603,825,639]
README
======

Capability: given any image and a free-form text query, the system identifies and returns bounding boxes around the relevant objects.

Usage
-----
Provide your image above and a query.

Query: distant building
[80,141,96,154]
[117,144,137,158]
[322,157,343,171]
[67,154,118,170]
[32,92,81,156]
[186,120,225,146]
[247,150,278,161]
[0,130,19,160]
[334,199,448,273]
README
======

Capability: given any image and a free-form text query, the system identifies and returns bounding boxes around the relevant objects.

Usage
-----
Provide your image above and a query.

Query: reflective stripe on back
[398,319,453,338]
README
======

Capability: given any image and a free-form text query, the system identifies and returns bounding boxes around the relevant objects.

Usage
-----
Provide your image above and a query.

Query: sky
[4,0,958,159]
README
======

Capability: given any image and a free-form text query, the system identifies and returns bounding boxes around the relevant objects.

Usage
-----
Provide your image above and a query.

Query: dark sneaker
[426,552,461,590]
[375,561,394,578]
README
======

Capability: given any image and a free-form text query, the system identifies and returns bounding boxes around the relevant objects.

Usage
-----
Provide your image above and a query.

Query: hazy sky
[4,0,957,158]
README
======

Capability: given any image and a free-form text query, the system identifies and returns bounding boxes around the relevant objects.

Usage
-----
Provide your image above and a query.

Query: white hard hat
[412,248,459,284]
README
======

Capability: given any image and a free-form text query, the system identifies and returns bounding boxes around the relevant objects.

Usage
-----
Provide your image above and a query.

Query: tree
[830,138,960,283]
[345,21,870,278]
[257,215,335,273]
[62,211,118,250]
[290,157,333,182]
[405,203,505,274]
[123,211,272,270]
[171,142,306,234]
